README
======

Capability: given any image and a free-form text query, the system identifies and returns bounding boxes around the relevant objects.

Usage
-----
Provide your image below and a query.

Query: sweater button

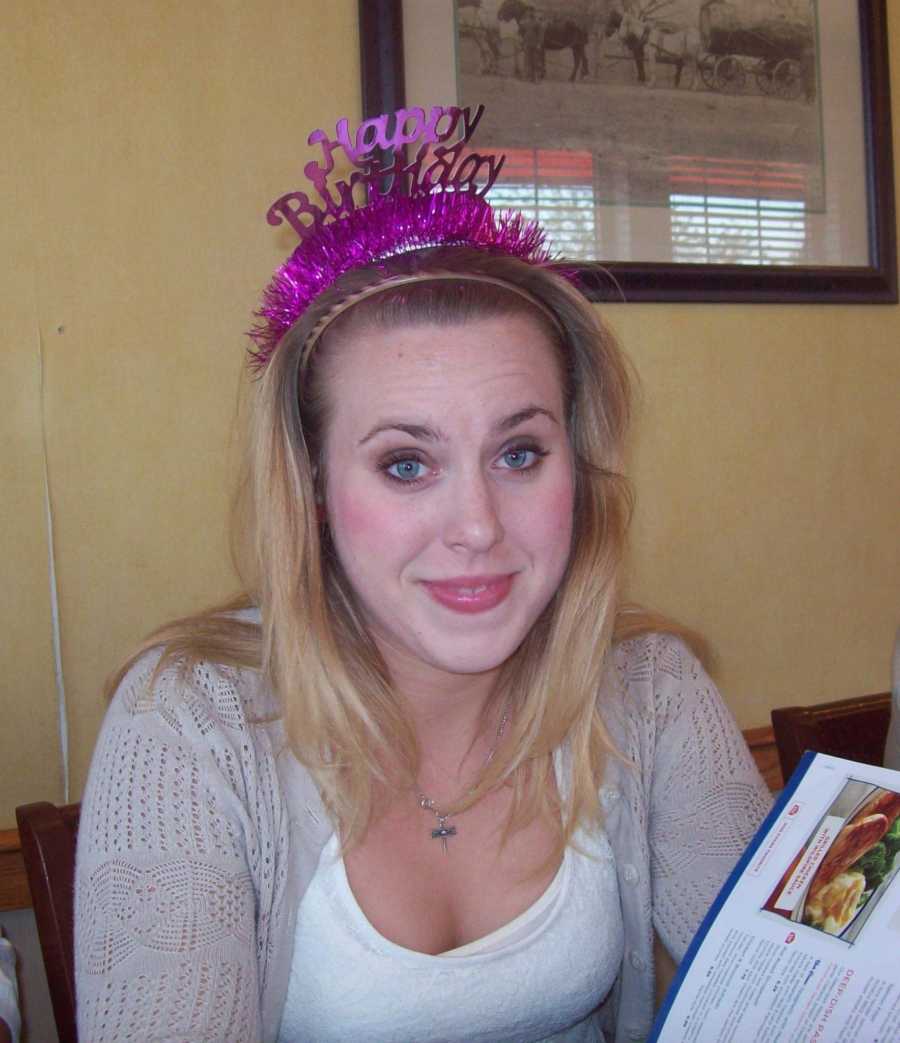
[626,1029,644,1041]
[622,863,639,885]
[629,949,646,971]
[600,784,620,806]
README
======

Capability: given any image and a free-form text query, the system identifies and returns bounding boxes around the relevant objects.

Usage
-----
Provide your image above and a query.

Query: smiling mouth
[422,574,515,614]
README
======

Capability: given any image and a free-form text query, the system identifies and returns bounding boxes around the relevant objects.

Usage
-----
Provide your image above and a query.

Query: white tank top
[278,814,623,1042]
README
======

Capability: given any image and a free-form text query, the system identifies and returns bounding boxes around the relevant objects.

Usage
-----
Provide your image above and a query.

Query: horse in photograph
[601,7,647,84]
[497,0,590,83]
[610,7,702,90]
[457,1,502,76]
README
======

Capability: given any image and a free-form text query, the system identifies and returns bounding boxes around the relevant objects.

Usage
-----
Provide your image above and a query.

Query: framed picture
[358,0,896,303]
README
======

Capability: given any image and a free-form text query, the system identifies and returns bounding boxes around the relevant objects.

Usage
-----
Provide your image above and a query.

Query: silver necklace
[416,703,510,853]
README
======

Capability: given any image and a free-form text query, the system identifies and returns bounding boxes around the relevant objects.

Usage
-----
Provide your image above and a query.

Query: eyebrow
[495,406,559,433]
[358,406,559,446]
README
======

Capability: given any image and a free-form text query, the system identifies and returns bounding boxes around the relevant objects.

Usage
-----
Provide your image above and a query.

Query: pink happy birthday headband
[248,104,568,371]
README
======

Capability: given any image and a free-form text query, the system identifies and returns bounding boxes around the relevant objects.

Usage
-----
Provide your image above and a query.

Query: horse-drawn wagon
[697,0,815,99]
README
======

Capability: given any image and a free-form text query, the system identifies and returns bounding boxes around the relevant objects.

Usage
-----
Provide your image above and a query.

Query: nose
[442,468,505,554]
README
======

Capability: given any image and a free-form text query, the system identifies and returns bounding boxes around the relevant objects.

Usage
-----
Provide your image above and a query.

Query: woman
[74,106,771,1042]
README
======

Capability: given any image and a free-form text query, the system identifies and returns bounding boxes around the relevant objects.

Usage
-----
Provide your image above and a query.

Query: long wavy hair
[110,247,696,854]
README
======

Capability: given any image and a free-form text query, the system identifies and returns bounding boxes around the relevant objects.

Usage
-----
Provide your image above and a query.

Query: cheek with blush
[514,478,575,551]
[326,486,423,570]
[328,494,373,542]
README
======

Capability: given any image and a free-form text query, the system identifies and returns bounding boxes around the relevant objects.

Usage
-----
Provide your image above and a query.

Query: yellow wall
[1,2,898,825]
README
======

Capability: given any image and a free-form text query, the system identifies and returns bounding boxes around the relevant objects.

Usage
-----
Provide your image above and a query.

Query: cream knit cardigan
[75,633,771,1043]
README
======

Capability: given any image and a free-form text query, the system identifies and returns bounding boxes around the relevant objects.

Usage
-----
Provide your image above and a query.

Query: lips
[422,574,515,614]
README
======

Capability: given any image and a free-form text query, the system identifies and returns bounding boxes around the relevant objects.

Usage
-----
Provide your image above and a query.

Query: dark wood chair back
[15,802,80,1043]
[771,692,892,783]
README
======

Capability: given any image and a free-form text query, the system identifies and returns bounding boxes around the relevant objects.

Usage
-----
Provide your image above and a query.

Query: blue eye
[501,446,543,470]
[386,458,426,482]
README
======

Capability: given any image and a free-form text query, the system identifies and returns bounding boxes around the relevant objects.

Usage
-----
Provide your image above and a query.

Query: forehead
[321,314,565,430]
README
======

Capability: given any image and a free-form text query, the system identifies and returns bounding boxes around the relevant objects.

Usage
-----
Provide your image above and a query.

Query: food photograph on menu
[763,783,900,943]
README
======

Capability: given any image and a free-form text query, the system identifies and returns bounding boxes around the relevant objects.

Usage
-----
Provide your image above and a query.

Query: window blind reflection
[486,148,596,259]
[670,195,807,265]
[481,148,809,265]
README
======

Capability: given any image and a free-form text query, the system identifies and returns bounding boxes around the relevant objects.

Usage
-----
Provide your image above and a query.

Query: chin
[366,591,559,682]
[414,629,533,677]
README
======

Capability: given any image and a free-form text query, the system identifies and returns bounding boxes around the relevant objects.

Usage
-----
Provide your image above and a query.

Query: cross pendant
[431,823,457,853]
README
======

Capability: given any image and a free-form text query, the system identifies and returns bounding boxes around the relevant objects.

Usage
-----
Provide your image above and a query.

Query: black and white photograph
[389,0,895,299]
[456,0,821,264]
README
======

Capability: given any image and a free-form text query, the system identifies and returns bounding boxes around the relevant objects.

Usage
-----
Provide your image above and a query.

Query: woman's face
[321,312,575,685]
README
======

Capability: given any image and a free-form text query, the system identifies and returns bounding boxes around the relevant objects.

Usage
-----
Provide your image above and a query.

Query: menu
[650,753,900,1043]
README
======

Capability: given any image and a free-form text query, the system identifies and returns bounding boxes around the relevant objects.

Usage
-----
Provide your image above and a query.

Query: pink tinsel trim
[248,191,564,371]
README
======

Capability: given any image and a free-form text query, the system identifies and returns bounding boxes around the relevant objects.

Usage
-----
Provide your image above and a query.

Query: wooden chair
[771,692,892,784]
[15,802,80,1043]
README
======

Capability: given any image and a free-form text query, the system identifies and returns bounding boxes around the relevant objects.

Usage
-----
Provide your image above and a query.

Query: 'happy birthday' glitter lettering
[266,105,504,241]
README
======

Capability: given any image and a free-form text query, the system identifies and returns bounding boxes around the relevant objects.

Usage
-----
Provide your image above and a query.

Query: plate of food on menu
[793,786,900,939]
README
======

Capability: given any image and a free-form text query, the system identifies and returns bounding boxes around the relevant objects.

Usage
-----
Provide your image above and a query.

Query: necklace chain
[416,703,510,853]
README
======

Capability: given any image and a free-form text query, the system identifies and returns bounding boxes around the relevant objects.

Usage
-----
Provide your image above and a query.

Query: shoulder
[612,630,707,690]
[600,631,770,807]
[84,645,286,836]
[104,645,277,742]
[600,631,710,740]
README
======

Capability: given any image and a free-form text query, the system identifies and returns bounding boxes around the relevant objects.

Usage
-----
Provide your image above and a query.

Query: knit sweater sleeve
[74,651,280,1042]
[643,636,773,961]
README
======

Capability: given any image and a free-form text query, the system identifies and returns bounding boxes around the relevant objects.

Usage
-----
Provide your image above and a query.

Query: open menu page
[650,753,900,1043]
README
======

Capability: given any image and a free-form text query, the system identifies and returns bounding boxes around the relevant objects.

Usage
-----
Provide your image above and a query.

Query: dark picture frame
[358,0,897,304]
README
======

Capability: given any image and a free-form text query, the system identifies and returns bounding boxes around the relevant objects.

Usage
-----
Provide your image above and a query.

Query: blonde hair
[111,247,693,855]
